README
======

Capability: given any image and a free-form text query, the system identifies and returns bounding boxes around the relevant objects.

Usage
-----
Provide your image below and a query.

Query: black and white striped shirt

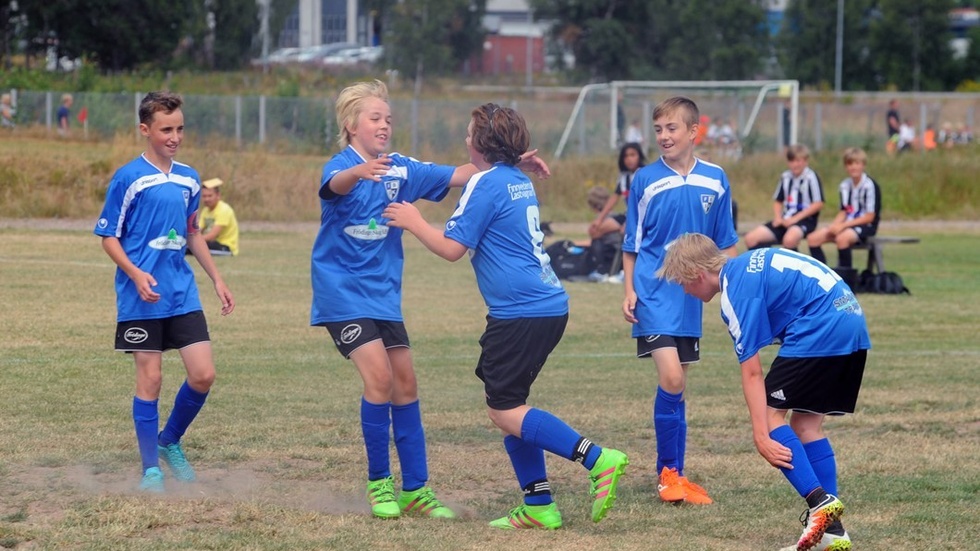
[838,173,881,232]
[773,166,824,222]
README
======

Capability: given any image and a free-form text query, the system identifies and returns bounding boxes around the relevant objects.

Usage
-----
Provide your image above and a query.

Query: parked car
[295,42,359,64]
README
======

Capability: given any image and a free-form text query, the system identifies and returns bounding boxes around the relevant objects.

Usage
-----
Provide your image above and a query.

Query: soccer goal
[553,80,799,159]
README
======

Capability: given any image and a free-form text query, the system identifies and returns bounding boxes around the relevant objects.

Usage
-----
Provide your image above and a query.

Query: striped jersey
[837,173,881,232]
[774,166,824,223]
[310,146,453,325]
[719,248,871,363]
[94,154,203,322]
[443,163,567,319]
[623,156,739,338]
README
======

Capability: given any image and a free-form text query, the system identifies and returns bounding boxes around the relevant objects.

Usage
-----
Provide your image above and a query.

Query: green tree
[870,0,956,90]
[778,0,877,90]
[21,0,195,72]
[664,0,768,80]
[384,0,486,80]
[531,0,665,81]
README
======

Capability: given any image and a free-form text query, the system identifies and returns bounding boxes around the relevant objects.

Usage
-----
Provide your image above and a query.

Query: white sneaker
[778,531,851,551]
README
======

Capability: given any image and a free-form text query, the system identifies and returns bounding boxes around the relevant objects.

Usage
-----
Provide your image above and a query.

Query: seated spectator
[1,93,15,128]
[582,186,625,279]
[807,147,881,272]
[939,121,956,148]
[197,178,239,256]
[922,123,937,151]
[744,144,824,251]
[590,142,645,237]
[897,119,916,152]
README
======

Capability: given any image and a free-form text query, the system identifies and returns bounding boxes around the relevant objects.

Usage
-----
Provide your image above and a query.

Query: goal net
[553,80,799,160]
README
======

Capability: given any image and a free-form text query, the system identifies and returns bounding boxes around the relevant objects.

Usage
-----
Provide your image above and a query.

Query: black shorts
[636,335,700,364]
[115,311,210,353]
[764,219,818,241]
[476,314,567,410]
[850,224,876,242]
[765,350,867,415]
[323,318,409,359]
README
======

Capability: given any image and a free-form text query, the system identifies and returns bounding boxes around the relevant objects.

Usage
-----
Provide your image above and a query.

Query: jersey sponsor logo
[340,323,362,344]
[343,224,389,240]
[747,249,767,273]
[97,218,108,229]
[124,327,149,344]
[700,194,715,214]
[384,178,400,201]
[770,389,786,401]
[507,182,535,201]
[149,229,187,250]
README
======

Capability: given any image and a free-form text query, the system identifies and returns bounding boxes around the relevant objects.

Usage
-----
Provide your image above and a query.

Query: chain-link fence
[4,88,978,159]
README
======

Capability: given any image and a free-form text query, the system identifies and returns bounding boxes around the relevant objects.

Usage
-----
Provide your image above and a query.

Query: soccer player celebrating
[659,233,867,551]
[310,81,549,520]
[384,103,629,529]
[622,96,738,504]
[94,91,235,492]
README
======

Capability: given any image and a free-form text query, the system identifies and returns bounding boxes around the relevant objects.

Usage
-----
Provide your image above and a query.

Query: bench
[852,235,920,273]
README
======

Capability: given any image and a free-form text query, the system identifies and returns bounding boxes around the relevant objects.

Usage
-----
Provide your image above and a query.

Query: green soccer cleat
[367,476,401,519]
[589,448,629,522]
[489,503,563,530]
[397,486,456,518]
[138,466,165,493]
[158,441,196,482]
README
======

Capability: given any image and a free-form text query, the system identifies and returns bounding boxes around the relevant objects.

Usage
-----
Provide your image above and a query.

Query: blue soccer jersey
[719,248,871,363]
[623,157,738,338]
[443,164,567,319]
[94,154,203,322]
[310,146,454,325]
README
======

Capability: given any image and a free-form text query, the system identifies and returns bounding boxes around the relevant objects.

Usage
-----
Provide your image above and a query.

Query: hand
[516,149,551,179]
[755,436,793,469]
[622,291,638,323]
[214,281,235,316]
[771,218,784,228]
[358,154,393,182]
[382,201,423,231]
[132,270,160,303]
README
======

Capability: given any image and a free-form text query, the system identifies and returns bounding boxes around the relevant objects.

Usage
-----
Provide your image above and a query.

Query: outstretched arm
[383,201,468,261]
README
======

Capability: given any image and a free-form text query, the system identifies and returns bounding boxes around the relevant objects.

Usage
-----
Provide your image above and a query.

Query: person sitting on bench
[806,147,880,269]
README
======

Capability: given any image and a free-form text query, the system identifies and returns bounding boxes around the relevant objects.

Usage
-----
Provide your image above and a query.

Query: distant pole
[259,0,270,74]
[834,0,843,95]
[525,9,532,89]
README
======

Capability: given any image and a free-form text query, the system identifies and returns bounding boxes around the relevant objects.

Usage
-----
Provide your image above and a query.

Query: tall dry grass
[1,131,977,225]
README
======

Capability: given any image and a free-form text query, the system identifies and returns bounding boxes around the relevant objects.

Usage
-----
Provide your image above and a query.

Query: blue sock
[391,400,428,492]
[803,438,838,496]
[520,408,602,469]
[133,397,159,471]
[678,399,688,476]
[361,398,391,481]
[504,435,552,506]
[770,425,822,498]
[654,387,682,473]
[158,381,208,446]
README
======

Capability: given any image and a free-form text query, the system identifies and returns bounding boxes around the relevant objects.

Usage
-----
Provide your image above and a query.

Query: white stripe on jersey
[720,274,743,352]
[115,171,200,238]
[449,166,494,220]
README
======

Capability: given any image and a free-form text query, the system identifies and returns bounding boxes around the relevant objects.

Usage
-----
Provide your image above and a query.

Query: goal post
[553,80,800,159]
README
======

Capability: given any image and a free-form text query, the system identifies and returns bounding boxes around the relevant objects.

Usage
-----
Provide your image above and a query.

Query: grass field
[1,223,978,550]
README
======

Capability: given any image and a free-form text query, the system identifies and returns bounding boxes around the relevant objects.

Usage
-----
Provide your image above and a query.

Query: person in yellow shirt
[198,178,239,256]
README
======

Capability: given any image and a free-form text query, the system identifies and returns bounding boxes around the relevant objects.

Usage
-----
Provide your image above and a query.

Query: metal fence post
[259,95,266,145]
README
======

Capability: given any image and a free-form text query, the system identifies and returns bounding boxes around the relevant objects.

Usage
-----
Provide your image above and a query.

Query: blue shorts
[476,314,567,410]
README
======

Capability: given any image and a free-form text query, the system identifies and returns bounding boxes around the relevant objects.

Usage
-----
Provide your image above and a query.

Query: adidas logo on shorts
[770,389,786,401]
